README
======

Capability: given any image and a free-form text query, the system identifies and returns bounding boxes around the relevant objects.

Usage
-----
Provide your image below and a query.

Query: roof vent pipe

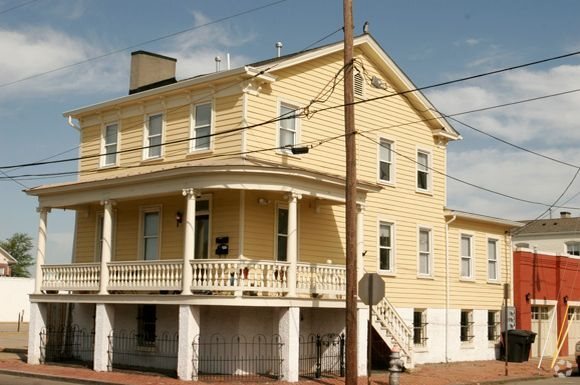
[215,56,222,72]
[226,53,231,70]
[275,41,283,58]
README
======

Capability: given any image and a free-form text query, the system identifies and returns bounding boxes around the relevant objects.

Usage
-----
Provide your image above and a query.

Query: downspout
[67,115,81,131]
[444,214,457,363]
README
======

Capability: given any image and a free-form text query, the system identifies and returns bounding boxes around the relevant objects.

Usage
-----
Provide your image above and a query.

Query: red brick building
[513,249,580,357]
[0,246,16,277]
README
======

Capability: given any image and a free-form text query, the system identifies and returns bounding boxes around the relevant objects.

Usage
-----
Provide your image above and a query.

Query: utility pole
[343,0,358,384]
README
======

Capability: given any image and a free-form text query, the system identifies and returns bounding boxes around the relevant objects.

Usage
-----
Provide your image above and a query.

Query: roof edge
[445,208,523,228]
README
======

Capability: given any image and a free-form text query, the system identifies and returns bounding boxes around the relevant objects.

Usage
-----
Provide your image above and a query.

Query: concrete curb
[0,368,123,385]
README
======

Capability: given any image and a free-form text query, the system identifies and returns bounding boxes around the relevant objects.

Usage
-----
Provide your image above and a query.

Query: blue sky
[1,0,580,265]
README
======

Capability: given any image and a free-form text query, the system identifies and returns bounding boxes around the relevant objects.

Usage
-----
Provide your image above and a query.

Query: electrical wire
[0,0,289,90]
[0,0,38,16]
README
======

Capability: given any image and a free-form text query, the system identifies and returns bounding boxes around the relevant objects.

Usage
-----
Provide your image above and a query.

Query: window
[278,103,298,149]
[141,208,160,260]
[566,242,580,256]
[488,239,499,280]
[417,150,430,191]
[354,71,364,98]
[460,310,474,342]
[413,310,428,346]
[145,113,163,159]
[191,102,212,151]
[137,305,156,347]
[418,228,432,276]
[568,307,579,321]
[276,206,289,261]
[102,123,118,166]
[0,267,5,276]
[378,138,393,183]
[460,234,473,279]
[194,199,210,259]
[379,222,393,272]
[487,311,500,341]
[531,306,550,320]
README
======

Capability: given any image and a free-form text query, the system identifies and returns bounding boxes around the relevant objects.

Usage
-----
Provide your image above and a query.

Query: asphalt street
[0,373,96,385]
[507,377,577,385]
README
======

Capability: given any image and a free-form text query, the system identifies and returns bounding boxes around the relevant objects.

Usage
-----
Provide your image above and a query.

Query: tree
[0,233,34,277]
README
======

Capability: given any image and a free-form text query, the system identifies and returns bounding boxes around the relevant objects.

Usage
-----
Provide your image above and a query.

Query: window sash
[417,151,429,190]
[419,229,431,275]
[193,103,211,151]
[143,211,160,260]
[461,235,472,278]
[413,310,428,346]
[277,207,289,261]
[488,239,498,280]
[487,311,500,341]
[460,311,474,342]
[147,114,163,158]
[379,222,392,271]
[103,123,118,166]
[279,104,297,148]
[379,139,392,182]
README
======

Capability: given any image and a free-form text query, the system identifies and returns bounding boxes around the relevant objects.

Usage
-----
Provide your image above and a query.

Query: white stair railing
[372,297,414,368]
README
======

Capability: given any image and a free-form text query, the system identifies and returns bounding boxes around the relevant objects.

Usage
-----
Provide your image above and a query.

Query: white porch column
[279,307,300,382]
[356,203,365,281]
[27,302,48,364]
[357,306,369,376]
[34,207,50,294]
[287,193,301,297]
[177,305,201,380]
[94,303,115,372]
[99,200,114,295]
[182,189,197,295]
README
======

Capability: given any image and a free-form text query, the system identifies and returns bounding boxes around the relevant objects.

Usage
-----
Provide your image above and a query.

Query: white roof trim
[445,209,523,228]
[0,246,17,264]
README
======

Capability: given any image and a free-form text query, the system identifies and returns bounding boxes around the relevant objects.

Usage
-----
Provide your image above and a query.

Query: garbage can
[501,330,536,362]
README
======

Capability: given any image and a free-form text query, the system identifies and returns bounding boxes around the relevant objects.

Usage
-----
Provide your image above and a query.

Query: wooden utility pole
[343,0,358,384]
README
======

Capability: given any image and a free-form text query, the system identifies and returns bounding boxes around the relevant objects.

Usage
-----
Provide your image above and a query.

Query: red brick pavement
[0,354,558,385]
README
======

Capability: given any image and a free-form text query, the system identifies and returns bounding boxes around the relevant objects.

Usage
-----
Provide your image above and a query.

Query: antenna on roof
[275,42,283,58]
[215,56,222,72]
[363,21,369,34]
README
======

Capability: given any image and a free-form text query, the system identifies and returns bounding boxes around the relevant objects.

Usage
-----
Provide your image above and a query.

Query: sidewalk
[0,325,561,385]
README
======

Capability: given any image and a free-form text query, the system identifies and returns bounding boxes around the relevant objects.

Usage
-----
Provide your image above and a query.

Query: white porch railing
[108,260,182,291]
[190,259,290,295]
[40,263,100,291]
[372,297,414,368]
[296,263,346,297]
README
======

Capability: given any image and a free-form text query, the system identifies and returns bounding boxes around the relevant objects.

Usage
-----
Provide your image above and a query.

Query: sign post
[358,273,385,384]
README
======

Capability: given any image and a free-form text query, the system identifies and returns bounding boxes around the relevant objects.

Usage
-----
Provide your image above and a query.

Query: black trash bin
[501,330,536,362]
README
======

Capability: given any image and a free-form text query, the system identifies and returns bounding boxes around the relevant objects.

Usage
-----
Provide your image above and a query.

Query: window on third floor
[417,150,431,192]
[191,102,212,152]
[145,113,163,159]
[101,122,118,167]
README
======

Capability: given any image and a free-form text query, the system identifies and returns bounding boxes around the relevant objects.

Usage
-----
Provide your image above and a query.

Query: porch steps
[371,297,414,369]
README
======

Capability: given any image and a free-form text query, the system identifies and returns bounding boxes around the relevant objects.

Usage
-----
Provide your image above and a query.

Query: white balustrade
[41,263,100,291]
[190,259,290,294]
[108,260,182,291]
[296,263,346,297]
[373,297,414,367]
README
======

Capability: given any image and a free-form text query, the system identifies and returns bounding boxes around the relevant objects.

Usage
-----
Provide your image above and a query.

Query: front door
[530,305,557,357]
[194,199,210,259]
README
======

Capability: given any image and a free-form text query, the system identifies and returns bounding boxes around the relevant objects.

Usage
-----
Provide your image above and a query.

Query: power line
[0,0,38,16]
[0,0,289,90]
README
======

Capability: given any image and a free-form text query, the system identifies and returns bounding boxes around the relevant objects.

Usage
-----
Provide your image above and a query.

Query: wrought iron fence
[193,334,283,381]
[108,330,178,374]
[299,333,345,378]
[39,325,94,366]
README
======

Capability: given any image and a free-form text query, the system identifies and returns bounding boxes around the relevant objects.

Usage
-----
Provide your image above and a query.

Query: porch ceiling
[26,157,381,209]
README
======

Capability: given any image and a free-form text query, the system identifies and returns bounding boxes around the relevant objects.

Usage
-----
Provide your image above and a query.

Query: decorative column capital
[285,192,302,202]
[36,207,51,214]
[182,188,198,198]
[356,203,365,213]
[100,200,116,207]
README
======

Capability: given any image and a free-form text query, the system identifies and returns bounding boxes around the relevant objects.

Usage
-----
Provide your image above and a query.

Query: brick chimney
[560,211,572,218]
[129,51,177,94]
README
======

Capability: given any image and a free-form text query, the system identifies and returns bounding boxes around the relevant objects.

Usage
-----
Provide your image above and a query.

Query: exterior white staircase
[371,297,414,368]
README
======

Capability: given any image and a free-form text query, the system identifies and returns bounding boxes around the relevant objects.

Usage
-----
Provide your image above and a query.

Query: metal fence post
[340,333,345,377]
[315,335,322,378]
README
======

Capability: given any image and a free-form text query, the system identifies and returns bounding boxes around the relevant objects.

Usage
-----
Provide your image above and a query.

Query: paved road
[0,373,93,385]
[508,377,578,385]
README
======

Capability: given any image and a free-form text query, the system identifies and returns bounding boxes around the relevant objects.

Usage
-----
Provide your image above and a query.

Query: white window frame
[487,238,500,282]
[460,309,474,343]
[190,101,213,153]
[413,309,428,347]
[487,310,500,341]
[416,148,432,193]
[378,137,394,184]
[565,241,580,256]
[101,122,119,167]
[460,233,474,280]
[143,113,164,159]
[275,202,290,262]
[277,101,300,153]
[138,205,162,260]
[193,195,212,260]
[417,226,433,277]
[378,220,395,273]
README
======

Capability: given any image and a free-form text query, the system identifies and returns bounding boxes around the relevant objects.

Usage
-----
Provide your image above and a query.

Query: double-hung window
[417,150,430,191]
[487,311,500,341]
[418,228,432,276]
[379,138,393,183]
[102,123,118,167]
[460,234,473,279]
[141,208,160,260]
[566,241,580,256]
[488,239,499,280]
[278,103,298,149]
[379,221,393,272]
[413,309,428,346]
[191,102,212,151]
[145,113,163,159]
[460,310,474,342]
